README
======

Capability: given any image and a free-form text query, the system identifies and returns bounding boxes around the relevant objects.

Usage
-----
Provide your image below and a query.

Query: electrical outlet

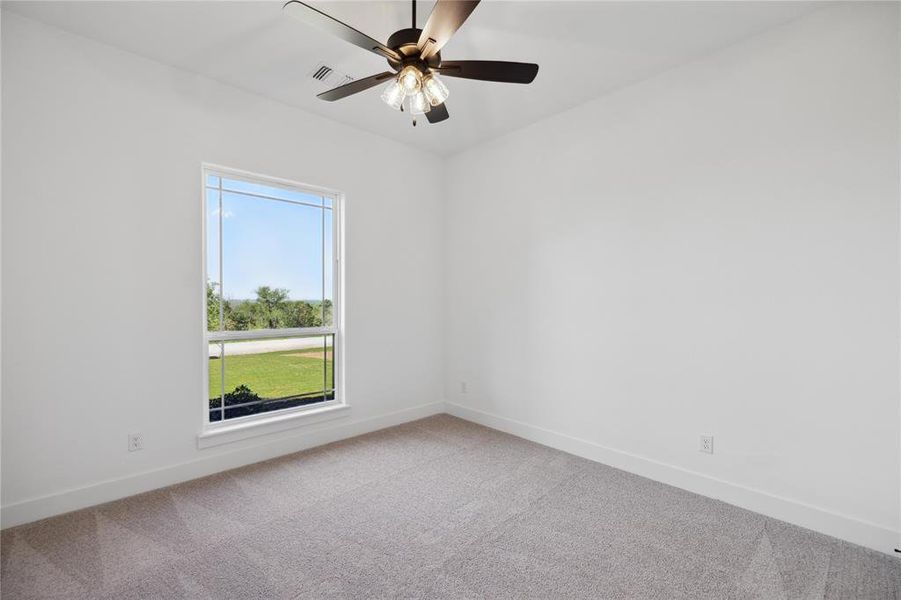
[128,433,144,452]
[460,381,468,394]
[699,435,713,454]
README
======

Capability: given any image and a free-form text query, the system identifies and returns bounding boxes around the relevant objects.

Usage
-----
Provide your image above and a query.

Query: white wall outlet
[700,435,714,454]
[128,433,144,452]
[460,381,468,394]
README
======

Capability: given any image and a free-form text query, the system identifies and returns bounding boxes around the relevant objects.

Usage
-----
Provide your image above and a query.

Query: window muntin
[204,168,339,424]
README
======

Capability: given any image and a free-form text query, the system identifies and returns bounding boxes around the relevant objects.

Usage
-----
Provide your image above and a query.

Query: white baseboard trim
[446,402,900,556]
[1,401,445,529]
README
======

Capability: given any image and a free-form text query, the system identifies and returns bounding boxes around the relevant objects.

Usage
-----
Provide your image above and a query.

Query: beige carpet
[1,414,899,599]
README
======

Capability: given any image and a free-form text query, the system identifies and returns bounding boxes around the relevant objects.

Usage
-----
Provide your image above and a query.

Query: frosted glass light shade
[399,66,422,94]
[422,73,449,106]
[409,90,431,115]
[381,79,405,110]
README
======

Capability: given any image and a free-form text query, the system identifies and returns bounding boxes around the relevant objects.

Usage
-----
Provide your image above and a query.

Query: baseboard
[446,402,899,556]
[1,401,445,529]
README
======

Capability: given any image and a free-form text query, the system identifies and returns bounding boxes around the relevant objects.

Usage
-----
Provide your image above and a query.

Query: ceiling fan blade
[437,60,539,84]
[426,102,449,124]
[283,1,401,62]
[317,72,395,102]
[417,0,480,60]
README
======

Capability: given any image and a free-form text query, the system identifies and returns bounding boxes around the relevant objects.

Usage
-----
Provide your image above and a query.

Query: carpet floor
[1,415,899,599]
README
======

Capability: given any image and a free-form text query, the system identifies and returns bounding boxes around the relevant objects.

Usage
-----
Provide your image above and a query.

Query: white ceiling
[5,1,819,156]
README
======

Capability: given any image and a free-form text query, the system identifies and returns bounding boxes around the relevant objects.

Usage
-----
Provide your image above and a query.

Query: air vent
[308,63,354,88]
[311,64,332,81]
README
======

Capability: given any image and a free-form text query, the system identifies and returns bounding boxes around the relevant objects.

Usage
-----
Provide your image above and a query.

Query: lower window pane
[208,336,335,422]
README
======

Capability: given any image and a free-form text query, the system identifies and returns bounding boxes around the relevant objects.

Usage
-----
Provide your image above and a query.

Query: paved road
[209,336,331,357]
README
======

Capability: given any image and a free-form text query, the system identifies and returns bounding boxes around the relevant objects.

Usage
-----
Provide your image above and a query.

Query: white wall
[1,12,444,523]
[444,3,901,552]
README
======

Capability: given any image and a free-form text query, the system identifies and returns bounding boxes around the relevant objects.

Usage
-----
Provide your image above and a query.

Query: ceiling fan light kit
[283,0,539,126]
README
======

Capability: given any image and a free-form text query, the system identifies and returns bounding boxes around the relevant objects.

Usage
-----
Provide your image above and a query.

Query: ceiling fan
[283,0,539,125]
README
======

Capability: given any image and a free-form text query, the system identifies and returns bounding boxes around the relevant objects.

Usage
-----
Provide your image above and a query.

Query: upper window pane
[206,171,335,333]
[221,193,322,331]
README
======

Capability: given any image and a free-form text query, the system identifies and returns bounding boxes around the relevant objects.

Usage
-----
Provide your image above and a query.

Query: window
[203,166,340,426]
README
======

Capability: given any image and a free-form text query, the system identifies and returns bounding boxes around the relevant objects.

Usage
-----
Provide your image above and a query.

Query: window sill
[197,401,350,449]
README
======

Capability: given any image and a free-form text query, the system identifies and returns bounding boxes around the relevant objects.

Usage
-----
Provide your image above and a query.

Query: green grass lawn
[210,347,334,401]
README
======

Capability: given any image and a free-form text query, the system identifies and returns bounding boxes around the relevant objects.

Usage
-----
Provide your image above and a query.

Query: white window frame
[198,163,345,447]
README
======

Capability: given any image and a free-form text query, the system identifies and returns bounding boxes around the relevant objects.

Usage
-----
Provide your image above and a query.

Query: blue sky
[207,177,333,302]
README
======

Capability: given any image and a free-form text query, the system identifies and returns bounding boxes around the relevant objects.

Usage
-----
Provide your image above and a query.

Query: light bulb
[399,66,422,94]
[422,72,449,106]
[409,90,431,115]
[381,79,405,110]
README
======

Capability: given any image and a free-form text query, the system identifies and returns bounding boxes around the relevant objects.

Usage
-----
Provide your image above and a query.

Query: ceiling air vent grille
[312,64,332,81]
[309,63,354,88]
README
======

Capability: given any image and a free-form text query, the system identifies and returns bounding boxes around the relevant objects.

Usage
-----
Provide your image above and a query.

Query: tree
[228,301,255,330]
[288,301,322,328]
[255,286,289,329]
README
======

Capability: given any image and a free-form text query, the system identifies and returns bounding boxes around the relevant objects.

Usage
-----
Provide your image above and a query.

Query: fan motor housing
[386,28,441,71]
